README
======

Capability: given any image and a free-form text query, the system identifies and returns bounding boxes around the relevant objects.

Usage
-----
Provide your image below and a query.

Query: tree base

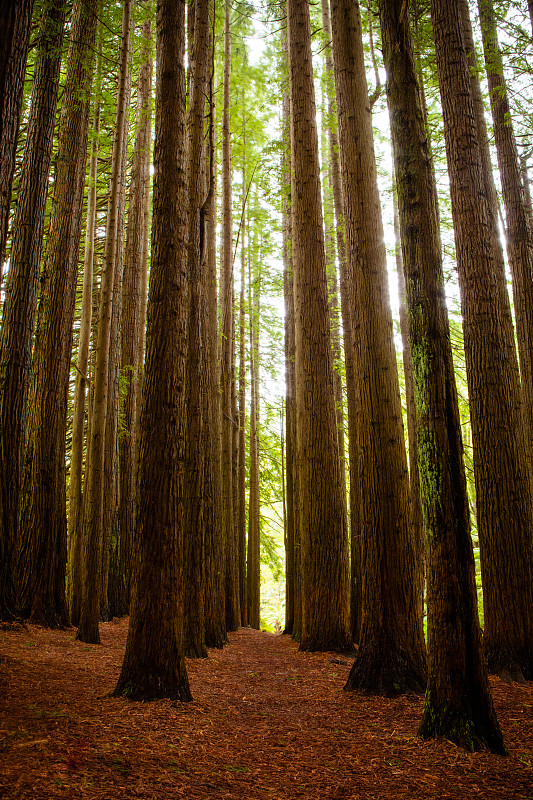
[75,619,101,644]
[418,693,507,755]
[114,661,192,702]
[486,643,533,683]
[344,641,426,696]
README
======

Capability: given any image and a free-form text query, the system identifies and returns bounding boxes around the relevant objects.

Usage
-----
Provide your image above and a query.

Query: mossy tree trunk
[378,0,506,754]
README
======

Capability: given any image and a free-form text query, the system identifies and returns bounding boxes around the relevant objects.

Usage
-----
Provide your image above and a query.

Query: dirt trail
[1,619,532,798]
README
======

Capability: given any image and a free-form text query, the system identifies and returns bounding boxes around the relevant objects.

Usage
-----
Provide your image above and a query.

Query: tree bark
[331,0,426,691]
[247,257,261,630]
[114,0,191,702]
[77,0,132,644]
[116,17,153,618]
[378,0,505,753]
[287,0,351,653]
[220,0,240,632]
[67,38,101,626]
[431,0,533,682]
[18,0,98,627]
[0,0,65,622]
[0,0,34,272]
[183,0,210,659]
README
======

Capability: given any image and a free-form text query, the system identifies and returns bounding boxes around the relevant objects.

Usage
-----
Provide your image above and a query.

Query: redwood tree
[287,0,351,653]
[114,0,191,702]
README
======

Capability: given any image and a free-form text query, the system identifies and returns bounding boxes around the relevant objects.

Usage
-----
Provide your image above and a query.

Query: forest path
[1,619,533,799]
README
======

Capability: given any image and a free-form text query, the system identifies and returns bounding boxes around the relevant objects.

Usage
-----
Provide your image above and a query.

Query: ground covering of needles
[1,619,532,798]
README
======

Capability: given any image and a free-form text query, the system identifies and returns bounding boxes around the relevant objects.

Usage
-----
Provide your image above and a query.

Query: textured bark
[458,0,519,418]
[183,0,210,659]
[116,18,153,618]
[393,186,425,609]
[431,0,533,683]
[320,0,361,644]
[247,262,261,631]
[280,23,299,639]
[77,0,132,644]
[238,121,247,629]
[68,42,101,626]
[0,0,65,622]
[220,0,239,632]
[287,0,351,653]
[203,92,226,649]
[478,0,533,477]
[331,0,426,691]
[379,0,505,753]
[114,0,191,702]
[18,0,98,627]
[0,0,33,271]
[102,76,131,623]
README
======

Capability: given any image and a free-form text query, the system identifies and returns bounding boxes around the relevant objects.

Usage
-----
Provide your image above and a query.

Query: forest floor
[1,620,533,799]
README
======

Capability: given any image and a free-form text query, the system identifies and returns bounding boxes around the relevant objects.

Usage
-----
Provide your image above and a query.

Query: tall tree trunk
[238,115,248,628]
[116,18,153,618]
[220,0,239,631]
[431,0,533,683]
[0,0,34,273]
[114,0,191,702]
[247,257,261,630]
[203,87,226,648]
[281,23,299,638]
[18,0,98,627]
[0,0,65,622]
[320,0,361,644]
[331,0,426,691]
[68,42,102,625]
[393,182,424,606]
[183,0,210,659]
[102,74,131,623]
[378,0,505,755]
[478,0,533,474]
[287,0,351,653]
[77,0,132,644]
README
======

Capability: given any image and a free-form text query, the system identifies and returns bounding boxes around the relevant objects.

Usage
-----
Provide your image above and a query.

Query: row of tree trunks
[17,0,98,627]
[0,0,65,622]
[330,0,426,692]
[287,0,351,654]
[77,0,132,644]
[114,0,191,702]
[378,0,505,754]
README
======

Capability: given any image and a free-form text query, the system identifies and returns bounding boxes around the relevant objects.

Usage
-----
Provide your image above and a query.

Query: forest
[1,0,533,796]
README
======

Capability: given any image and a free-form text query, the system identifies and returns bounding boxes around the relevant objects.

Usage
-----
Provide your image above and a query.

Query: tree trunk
[331,0,426,691]
[247,258,261,630]
[68,46,101,625]
[431,0,533,683]
[320,0,361,644]
[203,87,226,649]
[238,115,248,629]
[220,0,239,632]
[393,182,425,607]
[116,18,153,618]
[77,0,132,644]
[280,21,299,640]
[114,0,191,702]
[183,0,210,659]
[0,0,65,622]
[478,0,533,476]
[378,0,505,753]
[0,0,34,271]
[17,0,98,627]
[287,0,351,653]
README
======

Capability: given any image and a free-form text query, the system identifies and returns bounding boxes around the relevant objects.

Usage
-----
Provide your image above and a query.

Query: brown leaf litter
[1,619,532,799]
